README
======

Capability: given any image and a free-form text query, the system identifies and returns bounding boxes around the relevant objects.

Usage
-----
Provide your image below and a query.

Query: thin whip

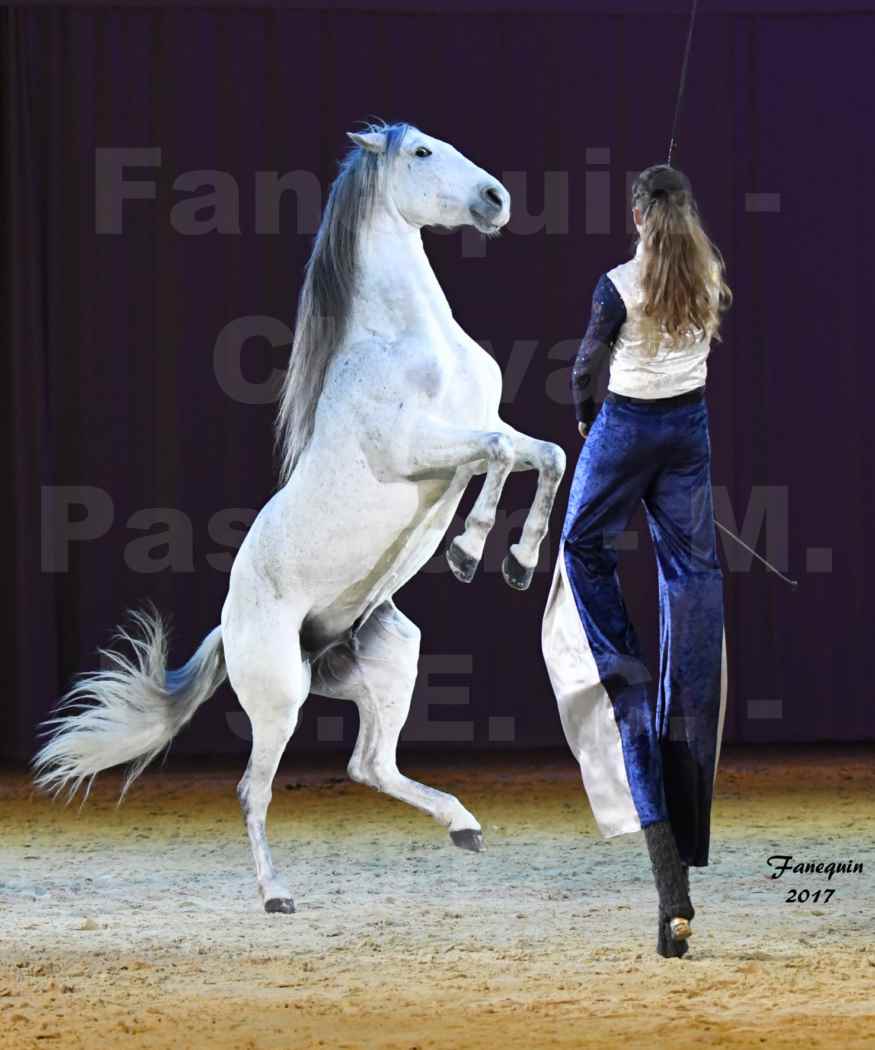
[715,521,799,588]
[667,0,700,166]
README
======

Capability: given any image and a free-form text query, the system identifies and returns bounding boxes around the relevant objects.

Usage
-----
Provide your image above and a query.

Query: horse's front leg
[398,422,564,587]
[393,423,517,583]
[445,431,517,583]
[498,428,567,590]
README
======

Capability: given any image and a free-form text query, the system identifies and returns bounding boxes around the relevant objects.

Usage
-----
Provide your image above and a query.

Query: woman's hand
[578,422,589,440]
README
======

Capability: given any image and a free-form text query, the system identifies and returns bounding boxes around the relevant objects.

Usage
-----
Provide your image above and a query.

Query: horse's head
[347,124,511,235]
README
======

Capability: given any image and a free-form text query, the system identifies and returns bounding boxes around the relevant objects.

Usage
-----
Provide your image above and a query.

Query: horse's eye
[414,146,432,158]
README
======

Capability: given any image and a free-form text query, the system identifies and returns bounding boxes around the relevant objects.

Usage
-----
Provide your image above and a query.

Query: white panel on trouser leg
[541,541,641,838]
[713,629,728,787]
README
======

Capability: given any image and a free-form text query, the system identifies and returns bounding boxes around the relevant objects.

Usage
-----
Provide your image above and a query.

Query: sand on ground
[0,749,873,1049]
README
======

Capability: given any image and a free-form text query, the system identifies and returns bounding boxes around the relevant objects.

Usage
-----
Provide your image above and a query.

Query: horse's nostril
[484,187,503,209]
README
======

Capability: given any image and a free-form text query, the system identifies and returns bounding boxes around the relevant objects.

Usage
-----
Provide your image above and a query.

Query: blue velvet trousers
[557,391,725,867]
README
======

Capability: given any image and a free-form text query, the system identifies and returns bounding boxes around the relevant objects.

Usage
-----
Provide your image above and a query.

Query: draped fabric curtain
[3,3,874,761]
[3,8,63,760]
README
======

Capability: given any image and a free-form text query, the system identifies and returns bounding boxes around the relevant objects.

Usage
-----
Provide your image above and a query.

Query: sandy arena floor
[0,748,873,1049]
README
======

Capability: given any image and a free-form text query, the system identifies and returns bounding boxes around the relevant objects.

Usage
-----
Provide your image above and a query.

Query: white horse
[34,122,566,914]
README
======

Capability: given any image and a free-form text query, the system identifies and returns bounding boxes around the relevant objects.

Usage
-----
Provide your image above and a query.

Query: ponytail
[632,165,732,353]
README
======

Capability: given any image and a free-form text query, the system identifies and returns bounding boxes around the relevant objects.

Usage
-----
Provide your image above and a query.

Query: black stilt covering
[644,821,695,958]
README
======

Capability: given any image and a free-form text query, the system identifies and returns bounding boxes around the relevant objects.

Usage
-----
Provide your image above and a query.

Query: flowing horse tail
[32,607,227,801]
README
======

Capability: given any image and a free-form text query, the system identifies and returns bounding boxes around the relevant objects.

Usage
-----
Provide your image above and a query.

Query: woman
[542,164,732,957]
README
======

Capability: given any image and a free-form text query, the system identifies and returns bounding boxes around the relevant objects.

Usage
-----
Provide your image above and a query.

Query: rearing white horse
[34,123,566,914]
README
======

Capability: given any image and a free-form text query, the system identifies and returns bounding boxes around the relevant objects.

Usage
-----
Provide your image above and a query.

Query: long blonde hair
[632,164,732,353]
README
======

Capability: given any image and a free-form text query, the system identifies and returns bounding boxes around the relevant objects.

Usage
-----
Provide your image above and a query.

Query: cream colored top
[606,242,714,400]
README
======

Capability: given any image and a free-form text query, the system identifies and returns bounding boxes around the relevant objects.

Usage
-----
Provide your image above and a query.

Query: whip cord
[667,0,700,166]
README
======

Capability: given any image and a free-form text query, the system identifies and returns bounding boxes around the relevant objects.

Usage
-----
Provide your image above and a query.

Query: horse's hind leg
[224,610,311,913]
[313,601,483,851]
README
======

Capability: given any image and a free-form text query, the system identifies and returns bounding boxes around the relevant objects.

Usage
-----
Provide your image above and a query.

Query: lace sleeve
[571,274,626,425]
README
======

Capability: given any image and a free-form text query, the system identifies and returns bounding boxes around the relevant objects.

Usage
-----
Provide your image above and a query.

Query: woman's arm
[571,274,626,434]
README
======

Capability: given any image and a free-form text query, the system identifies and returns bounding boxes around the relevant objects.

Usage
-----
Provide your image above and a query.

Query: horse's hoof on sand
[450,829,485,852]
[446,540,478,584]
[264,897,296,914]
[501,551,534,591]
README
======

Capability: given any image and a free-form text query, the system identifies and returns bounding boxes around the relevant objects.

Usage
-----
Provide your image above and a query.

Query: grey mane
[275,121,413,484]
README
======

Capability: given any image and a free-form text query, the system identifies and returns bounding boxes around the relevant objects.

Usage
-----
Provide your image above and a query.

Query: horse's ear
[347,130,387,154]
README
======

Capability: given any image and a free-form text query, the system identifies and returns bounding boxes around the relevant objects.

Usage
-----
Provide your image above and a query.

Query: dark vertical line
[742,13,759,743]
[1,7,20,755]
[744,13,779,741]
[60,5,86,715]
[69,6,88,680]
[319,7,338,189]
[615,12,624,244]
[44,7,64,740]
[853,66,870,736]
[726,11,739,744]
[151,4,164,525]
[148,9,162,542]
[667,0,699,167]
[13,8,35,755]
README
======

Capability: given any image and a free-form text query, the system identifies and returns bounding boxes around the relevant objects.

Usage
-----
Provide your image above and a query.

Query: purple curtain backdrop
[3,2,873,761]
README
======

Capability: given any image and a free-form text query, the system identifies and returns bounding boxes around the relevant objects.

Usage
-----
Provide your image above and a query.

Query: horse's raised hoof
[264,897,296,914]
[446,540,479,584]
[501,551,534,591]
[450,828,485,852]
